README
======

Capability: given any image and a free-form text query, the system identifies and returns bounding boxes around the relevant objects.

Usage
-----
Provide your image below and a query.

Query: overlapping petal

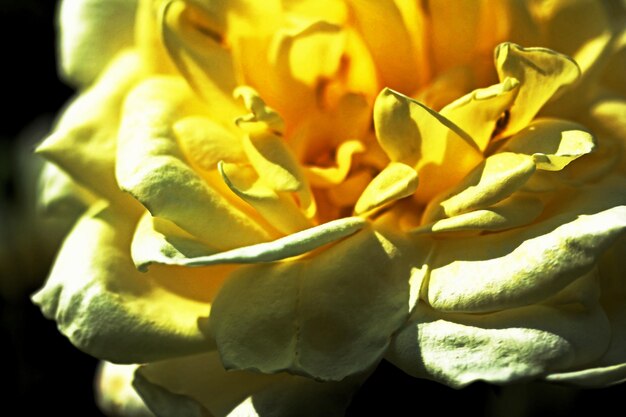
[31,203,228,363]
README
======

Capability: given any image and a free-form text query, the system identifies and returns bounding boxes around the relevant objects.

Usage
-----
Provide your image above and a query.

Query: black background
[1,1,625,416]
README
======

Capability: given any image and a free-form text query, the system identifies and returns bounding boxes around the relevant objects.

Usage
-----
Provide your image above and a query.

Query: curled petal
[441,77,520,151]
[423,152,536,223]
[354,162,418,215]
[373,88,482,202]
[504,118,596,171]
[31,203,227,363]
[115,76,272,249]
[495,42,580,136]
[425,179,626,313]
[164,216,365,267]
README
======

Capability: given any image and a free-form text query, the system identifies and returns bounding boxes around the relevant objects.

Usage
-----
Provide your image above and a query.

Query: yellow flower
[34,0,626,415]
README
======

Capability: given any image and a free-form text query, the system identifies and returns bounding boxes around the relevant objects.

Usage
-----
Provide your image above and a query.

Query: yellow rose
[34,0,626,415]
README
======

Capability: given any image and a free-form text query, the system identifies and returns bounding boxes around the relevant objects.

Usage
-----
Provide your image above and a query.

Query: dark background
[1,1,625,416]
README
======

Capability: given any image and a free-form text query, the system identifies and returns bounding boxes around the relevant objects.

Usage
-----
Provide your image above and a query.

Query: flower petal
[209,227,413,380]
[504,118,596,171]
[354,162,418,215]
[131,211,218,272]
[305,140,365,187]
[346,0,427,92]
[425,178,626,313]
[373,88,483,202]
[386,298,610,388]
[440,77,520,151]
[173,116,246,171]
[164,216,366,267]
[495,42,580,136]
[219,162,313,235]
[31,203,230,363]
[59,0,138,86]
[115,76,272,249]
[422,152,536,223]
[36,51,142,207]
[133,351,362,417]
[96,362,155,417]
[37,162,95,217]
[413,195,544,235]
[160,0,241,118]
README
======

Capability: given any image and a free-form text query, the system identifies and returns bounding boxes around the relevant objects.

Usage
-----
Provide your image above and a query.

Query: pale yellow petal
[422,152,536,223]
[115,77,272,249]
[96,362,154,417]
[495,42,580,136]
[373,88,483,203]
[425,179,626,313]
[354,162,418,215]
[36,51,142,208]
[387,300,610,388]
[209,227,413,381]
[441,77,520,151]
[160,0,241,119]
[59,0,138,86]
[166,216,366,267]
[131,211,218,272]
[504,118,596,171]
[413,195,544,235]
[173,116,246,172]
[31,203,230,363]
[219,162,313,235]
[37,162,96,217]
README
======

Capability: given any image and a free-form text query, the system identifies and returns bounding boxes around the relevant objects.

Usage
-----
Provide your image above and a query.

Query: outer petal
[36,51,142,208]
[386,294,610,389]
[209,226,416,381]
[37,162,96,217]
[425,177,626,313]
[32,203,230,363]
[133,352,362,417]
[96,362,155,417]
[115,76,272,249]
[59,0,138,86]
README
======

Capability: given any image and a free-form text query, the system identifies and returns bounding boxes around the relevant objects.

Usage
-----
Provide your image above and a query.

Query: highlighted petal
[36,52,142,207]
[96,362,154,417]
[387,301,610,388]
[354,162,418,215]
[423,152,536,223]
[59,0,137,86]
[441,77,520,150]
[160,0,240,118]
[165,216,365,267]
[131,211,218,272]
[495,43,580,135]
[115,77,272,249]
[504,118,595,171]
[31,203,228,363]
[425,180,626,313]
[374,88,483,203]
[210,227,412,380]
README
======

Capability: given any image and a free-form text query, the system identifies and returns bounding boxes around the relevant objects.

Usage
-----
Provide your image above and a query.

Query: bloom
[34,0,626,415]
